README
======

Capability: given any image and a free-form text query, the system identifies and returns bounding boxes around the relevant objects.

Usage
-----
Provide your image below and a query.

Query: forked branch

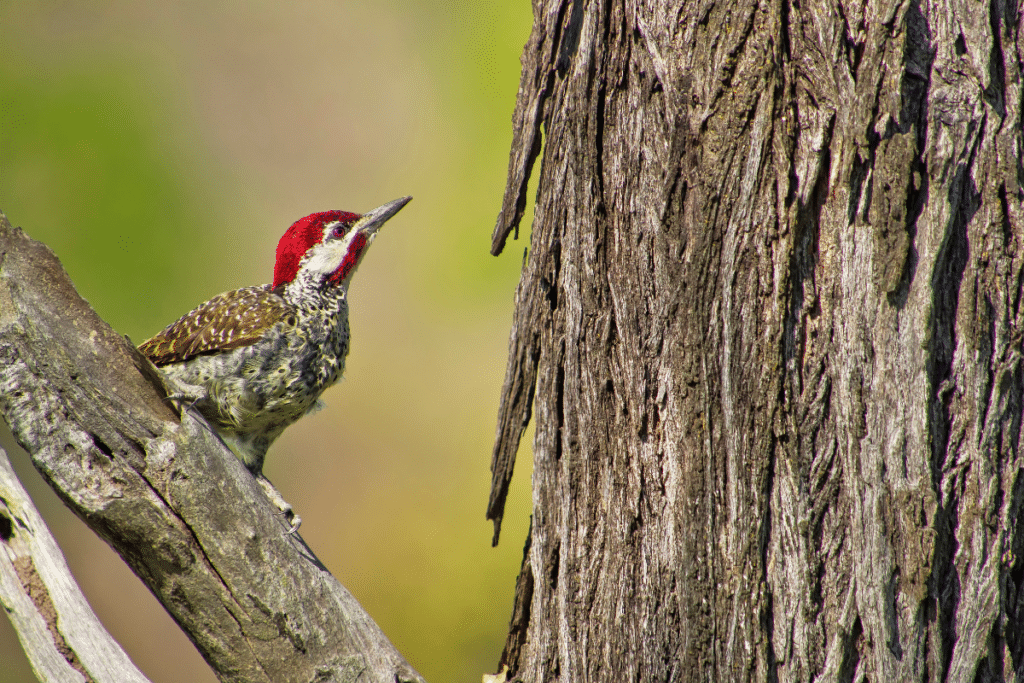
[0,213,424,683]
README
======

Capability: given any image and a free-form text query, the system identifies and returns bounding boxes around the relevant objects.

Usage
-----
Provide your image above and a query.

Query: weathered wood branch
[0,446,152,683]
[0,213,424,683]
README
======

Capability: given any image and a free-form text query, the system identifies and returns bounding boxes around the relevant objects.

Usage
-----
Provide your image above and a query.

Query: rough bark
[0,446,152,683]
[489,0,1023,681]
[0,213,424,683]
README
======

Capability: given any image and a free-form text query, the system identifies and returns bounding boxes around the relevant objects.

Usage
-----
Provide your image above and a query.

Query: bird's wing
[138,284,296,366]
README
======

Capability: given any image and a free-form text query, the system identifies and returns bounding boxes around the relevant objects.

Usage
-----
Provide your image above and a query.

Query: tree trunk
[488,0,1023,681]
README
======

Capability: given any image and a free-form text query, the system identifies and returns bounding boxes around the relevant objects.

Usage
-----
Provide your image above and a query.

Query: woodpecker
[139,196,411,529]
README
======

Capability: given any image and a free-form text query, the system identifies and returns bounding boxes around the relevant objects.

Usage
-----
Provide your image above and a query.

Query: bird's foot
[257,475,302,533]
[161,379,208,416]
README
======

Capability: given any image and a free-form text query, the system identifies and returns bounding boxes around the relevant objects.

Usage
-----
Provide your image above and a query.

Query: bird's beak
[354,196,412,235]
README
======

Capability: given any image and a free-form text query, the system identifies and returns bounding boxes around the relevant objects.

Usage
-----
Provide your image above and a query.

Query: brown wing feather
[139,285,295,366]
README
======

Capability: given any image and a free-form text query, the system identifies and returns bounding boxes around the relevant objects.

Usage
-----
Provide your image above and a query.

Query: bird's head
[272,196,411,289]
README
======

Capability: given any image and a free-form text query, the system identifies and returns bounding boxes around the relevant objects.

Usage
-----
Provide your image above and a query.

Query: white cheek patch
[304,240,349,276]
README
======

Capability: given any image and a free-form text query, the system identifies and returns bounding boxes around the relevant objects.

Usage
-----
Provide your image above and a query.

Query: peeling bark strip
[490,0,1023,681]
[0,215,424,683]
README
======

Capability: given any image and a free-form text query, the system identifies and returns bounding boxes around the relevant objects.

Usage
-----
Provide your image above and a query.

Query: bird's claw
[164,394,202,417]
[257,475,302,535]
[161,379,207,416]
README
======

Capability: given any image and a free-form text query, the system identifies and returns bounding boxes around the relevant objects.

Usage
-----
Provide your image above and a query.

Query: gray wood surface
[0,446,152,683]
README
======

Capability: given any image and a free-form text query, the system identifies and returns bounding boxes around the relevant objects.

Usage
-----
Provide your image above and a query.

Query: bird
[138,196,411,530]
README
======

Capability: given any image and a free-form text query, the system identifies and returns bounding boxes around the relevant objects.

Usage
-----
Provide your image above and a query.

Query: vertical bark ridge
[490,0,1023,680]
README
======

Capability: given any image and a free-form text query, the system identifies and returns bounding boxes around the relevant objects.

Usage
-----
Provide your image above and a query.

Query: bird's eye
[331,224,348,239]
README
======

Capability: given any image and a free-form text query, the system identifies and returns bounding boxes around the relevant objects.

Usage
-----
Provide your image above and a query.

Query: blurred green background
[0,1,536,681]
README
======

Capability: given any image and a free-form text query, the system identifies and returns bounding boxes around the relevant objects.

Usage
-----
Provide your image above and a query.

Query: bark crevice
[489,0,1024,680]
